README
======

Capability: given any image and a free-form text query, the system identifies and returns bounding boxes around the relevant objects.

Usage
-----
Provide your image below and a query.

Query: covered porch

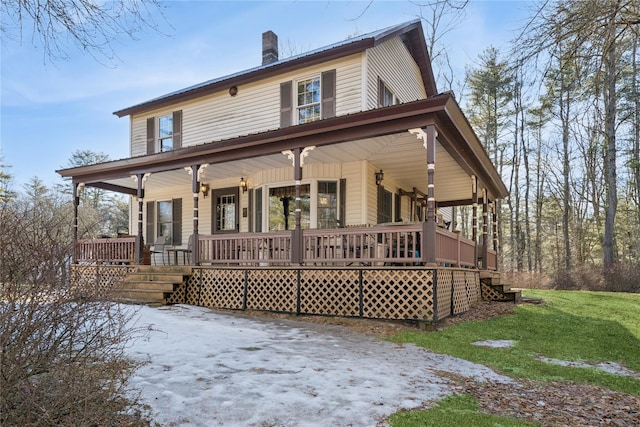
[61,95,506,272]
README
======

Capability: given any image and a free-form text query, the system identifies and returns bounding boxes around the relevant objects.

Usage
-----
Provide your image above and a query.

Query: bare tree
[1,0,165,62]
[516,0,640,271]
[0,182,149,425]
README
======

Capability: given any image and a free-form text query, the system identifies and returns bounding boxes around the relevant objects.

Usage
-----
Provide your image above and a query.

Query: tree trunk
[603,36,618,270]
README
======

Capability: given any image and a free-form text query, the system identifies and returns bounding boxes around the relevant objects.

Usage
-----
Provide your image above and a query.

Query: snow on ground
[125,304,512,427]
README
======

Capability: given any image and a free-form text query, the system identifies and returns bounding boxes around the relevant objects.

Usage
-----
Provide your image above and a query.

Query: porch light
[200,183,209,198]
[375,170,384,186]
[240,177,247,193]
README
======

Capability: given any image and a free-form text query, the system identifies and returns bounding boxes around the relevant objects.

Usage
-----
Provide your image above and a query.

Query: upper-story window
[280,70,335,128]
[378,78,399,108]
[146,110,182,155]
[158,115,174,152]
[297,77,321,124]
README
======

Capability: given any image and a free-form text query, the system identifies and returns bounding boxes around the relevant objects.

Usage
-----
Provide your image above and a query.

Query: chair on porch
[151,236,168,265]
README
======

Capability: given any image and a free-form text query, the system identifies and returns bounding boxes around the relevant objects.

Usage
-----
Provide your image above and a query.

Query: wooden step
[113,266,193,305]
[133,266,192,275]
[116,289,168,303]
[124,273,186,283]
[118,281,177,292]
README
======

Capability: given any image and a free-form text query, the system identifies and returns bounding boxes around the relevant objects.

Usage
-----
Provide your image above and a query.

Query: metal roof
[113,19,435,117]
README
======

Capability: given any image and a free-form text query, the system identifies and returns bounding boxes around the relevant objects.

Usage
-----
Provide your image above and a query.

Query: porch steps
[116,266,192,305]
[479,271,522,303]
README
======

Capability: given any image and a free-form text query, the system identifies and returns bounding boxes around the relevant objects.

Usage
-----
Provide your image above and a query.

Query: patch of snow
[125,304,513,426]
[472,339,515,348]
[537,357,640,380]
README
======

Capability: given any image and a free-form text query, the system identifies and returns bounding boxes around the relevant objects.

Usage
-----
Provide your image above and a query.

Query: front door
[212,187,239,233]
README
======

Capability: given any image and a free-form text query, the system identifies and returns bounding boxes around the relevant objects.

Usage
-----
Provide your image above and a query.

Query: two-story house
[58,20,513,323]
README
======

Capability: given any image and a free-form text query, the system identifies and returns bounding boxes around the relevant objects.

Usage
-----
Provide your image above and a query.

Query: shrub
[0,190,150,426]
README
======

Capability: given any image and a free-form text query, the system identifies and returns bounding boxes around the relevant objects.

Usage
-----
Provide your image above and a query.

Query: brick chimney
[262,30,278,65]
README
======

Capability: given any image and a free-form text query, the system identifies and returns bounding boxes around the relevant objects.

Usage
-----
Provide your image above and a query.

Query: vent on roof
[262,31,279,65]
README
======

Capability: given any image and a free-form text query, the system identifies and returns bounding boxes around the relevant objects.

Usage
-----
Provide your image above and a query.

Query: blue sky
[1,0,532,189]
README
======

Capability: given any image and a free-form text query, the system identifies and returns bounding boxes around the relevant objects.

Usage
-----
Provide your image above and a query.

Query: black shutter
[377,77,385,108]
[172,198,182,245]
[321,69,336,119]
[146,201,155,243]
[280,81,292,128]
[339,178,346,227]
[172,110,182,149]
[146,117,155,154]
[377,185,384,224]
[248,188,253,232]
[395,192,401,222]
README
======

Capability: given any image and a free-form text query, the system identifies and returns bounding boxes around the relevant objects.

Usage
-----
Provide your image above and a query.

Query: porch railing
[74,225,484,268]
[435,228,476,267]
[76,237,136,264]
[199,232,290,265]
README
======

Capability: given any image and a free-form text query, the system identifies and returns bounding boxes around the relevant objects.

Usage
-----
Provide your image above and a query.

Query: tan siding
[130,55,363,155]
[366,163,378,225]
[365,38,427,110]
[341,161,364,226]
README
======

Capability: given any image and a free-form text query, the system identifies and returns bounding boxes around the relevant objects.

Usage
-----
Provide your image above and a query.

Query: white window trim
[157,114,173,153]
[295,75,321,124]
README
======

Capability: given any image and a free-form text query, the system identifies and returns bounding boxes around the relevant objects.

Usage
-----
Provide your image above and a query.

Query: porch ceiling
[103,132,471,203]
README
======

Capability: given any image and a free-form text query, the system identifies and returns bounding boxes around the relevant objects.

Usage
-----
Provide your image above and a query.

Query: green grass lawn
[388,289,640,426]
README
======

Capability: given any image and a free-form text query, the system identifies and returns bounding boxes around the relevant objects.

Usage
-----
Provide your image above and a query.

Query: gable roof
[113,19,437,118]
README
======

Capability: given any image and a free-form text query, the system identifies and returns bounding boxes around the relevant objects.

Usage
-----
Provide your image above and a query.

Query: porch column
[482,188,489,270]
[472,175,478,267]
[283,147,314,265]
[131,173,149,265]
[492,201,498,252]
[410,125,437,266]
[72,182,83,264]
[186,164,208,265]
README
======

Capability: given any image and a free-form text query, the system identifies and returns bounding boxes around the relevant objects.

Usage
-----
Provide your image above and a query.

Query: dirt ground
[235,300,640,426]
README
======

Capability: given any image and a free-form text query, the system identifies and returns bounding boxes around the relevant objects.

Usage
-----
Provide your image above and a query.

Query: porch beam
[84,181,137,196]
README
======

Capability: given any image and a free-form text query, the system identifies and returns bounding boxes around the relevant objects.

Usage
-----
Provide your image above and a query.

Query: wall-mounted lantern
[240,177,248,193]
[200,182,210,198]
[375,170,384,186]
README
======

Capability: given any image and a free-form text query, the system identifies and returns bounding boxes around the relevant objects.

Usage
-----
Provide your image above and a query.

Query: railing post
[455,230,461,267]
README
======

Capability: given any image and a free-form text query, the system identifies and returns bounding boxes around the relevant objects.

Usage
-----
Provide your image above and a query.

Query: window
[158,114,173,152]
[280,70,335,128]
[157,200,173,242]
[146,111,182,155]
[317,181,338,229]
[212,188,239,233]
[268,185,310,231]
[216,194,236,231]
[146,199,182,245]
[297,77,321,124]
[378,78,399,108]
